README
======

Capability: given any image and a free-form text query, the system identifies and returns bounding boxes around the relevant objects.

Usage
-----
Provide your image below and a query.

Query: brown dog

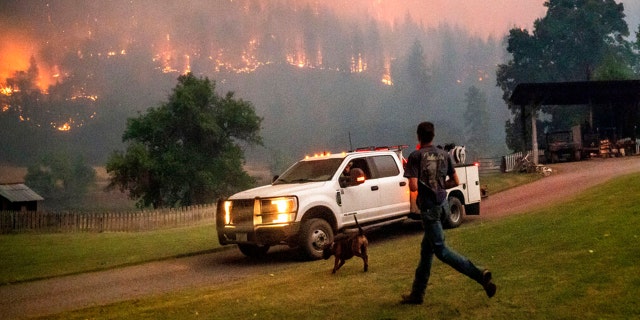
[323,216,369,274]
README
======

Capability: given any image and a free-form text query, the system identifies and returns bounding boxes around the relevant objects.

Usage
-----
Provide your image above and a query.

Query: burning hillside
[1,0,398,90]
[1,0,411,132]
[0,0,525,165]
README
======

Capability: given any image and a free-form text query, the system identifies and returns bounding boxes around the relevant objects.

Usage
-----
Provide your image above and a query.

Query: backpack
[417,146,449,207]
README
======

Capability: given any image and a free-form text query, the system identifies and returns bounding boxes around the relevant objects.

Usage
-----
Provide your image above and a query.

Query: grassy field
[18,172,639,319]
[480,171,543,195]
[0,224,219,284]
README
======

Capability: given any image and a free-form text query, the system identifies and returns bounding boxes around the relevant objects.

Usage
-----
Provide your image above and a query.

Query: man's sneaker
[400,293,423,305]
[482,269,497,298]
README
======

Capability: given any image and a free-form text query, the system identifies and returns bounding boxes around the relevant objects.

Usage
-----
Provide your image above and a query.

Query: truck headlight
[259,197,297,224]
[223,200,232,224]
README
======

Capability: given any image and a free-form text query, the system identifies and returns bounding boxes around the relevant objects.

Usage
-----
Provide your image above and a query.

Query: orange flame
[57,122,71,131]
[1,86,14,96]
[0,35,57,91]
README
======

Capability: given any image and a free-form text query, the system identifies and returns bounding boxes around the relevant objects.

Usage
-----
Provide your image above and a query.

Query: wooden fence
[503,151,525,173]
[475,157,502,174]
[475,149,546,174]
[500,149,546,173]
[0,204,216,234]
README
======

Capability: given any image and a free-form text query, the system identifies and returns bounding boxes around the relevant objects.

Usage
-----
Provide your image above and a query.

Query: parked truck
[545,126,583,163]
[216,146,481,260]
[545,125,603,162]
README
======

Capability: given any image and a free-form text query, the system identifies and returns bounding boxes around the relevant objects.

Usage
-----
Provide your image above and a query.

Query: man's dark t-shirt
[404,145,454,210]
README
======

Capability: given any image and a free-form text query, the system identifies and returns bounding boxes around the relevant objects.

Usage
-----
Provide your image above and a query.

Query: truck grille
[230,199,254,225]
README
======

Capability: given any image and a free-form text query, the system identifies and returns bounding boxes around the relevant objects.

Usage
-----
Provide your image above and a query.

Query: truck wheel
[443,197,464,229]
[298,218,333,260]
[238,244,270,258]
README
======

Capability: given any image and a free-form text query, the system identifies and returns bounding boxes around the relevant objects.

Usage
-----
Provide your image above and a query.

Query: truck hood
[228,182,329,199]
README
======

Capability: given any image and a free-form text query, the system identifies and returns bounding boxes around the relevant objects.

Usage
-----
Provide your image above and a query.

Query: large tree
[496,0,635,151]
[106,73,263,208]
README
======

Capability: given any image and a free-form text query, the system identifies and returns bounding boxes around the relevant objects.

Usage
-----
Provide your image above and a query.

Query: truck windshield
[273,158,344,184]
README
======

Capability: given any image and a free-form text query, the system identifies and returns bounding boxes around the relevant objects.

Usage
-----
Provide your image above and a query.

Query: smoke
[0,0,638,168]
[0,0,548,84]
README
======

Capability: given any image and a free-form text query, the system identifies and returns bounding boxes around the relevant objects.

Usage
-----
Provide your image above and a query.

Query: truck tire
[298,218,333,260]
[238,244,270,258]
[443,197,464,229]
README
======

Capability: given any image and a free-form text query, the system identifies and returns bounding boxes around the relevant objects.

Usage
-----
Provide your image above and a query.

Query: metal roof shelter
[0,184,44,211]
[510,80,640,106]
[509,80,640,163]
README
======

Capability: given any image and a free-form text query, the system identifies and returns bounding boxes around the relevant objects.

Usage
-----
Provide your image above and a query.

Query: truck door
[463,165,482,204]
[367,155,410,220]
[338,157,381,225]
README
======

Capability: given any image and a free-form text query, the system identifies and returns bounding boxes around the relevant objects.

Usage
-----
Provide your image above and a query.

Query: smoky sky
[1,0,639,166]
[2,0,637,83]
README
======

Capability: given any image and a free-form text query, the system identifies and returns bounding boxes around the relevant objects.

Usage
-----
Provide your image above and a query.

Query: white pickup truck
[216,146,481,260]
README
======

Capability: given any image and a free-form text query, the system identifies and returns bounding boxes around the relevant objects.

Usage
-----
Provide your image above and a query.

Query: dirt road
[476,156,640,219]
[1,156,639,319]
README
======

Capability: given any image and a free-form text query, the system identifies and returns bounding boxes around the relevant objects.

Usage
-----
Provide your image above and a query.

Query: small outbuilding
[0,184,44,212]
[510,80,640,162]
[510,80,640,138]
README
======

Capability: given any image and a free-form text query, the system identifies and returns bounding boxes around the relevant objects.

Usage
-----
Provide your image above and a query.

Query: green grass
[480,171,543,195]
[35,172,640,319]
[0,224,220,284]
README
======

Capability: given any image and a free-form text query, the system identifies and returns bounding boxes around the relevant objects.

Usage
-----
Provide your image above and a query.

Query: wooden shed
[0,184,44,212]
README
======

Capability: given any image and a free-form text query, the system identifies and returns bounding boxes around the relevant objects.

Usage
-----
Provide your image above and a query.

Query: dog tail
[354,215,364,235]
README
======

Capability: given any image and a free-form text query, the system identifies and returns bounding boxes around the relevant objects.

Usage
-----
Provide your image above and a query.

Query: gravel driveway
[1,156,639,319]
[475,156,640,219]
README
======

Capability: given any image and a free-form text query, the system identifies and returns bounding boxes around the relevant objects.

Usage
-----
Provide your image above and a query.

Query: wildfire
[1,8,406,136]
[381,57,393,86]
[1,31,394,85]
[381,74,393,86]
[70,94,98,101]
[286,51,309,69]
[57,122,71,131]
[0,38,34,85]
[1,86,14,96]
[351,53,367,73]
[52,115,90,131]
[184,54,191,74]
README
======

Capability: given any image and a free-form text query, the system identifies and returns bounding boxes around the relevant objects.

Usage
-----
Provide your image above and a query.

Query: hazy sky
[327,0,548,37]
[326,0,638,38]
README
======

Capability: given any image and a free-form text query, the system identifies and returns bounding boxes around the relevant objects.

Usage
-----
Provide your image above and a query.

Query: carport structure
[509,80,640,163]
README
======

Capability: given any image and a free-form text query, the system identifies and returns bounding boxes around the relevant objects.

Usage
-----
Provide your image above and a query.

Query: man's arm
[451,171,460,185]
[408,177,418,192]
[444,171,460,189]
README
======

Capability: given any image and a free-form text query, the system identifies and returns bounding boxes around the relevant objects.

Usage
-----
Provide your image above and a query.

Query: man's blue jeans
[411,205,484,297]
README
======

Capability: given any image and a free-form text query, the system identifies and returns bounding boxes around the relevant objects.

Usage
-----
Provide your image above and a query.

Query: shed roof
[0,184,44,202]
[510,80,640,106]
